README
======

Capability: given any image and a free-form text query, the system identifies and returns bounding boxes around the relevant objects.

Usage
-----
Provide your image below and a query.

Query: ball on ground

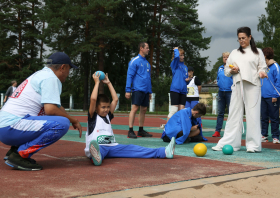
[95,71,105,80]
[222,145,234,155]
[193,143,207,157]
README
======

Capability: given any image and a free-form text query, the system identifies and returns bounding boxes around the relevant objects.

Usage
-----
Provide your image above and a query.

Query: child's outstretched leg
[89,140,102,166]
[165,137,175,159]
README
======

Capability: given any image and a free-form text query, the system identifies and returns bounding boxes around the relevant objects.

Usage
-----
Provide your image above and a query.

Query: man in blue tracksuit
[125,42,153,139]
[261,47,280,143]
[213,52,233,137]
[161,103,207,144]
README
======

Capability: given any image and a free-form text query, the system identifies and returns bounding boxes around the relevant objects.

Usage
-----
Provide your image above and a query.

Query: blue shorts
[132,91,149,107]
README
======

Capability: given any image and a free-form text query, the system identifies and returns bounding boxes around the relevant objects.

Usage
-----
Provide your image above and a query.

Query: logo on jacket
[141,63,143,67]
[147,63,149,68]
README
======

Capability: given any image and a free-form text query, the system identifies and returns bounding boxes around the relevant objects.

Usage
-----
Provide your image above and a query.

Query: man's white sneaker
[261,136,268,142]
[212,145,222,151]
[273,138,280,144]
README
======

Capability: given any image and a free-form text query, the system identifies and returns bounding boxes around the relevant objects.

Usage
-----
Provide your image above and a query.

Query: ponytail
[250,36,259,54]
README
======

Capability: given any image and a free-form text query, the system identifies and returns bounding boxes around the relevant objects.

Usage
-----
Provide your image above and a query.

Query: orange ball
[193,143,207,157]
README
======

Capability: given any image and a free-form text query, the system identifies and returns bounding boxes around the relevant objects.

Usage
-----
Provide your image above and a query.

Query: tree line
[0,0,211,110]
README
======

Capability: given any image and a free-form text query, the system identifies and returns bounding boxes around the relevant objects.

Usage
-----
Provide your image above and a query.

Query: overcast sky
[197,0,267,71]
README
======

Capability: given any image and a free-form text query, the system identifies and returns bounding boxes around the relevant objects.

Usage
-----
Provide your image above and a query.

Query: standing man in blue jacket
[261,47,280,143]
[213,52,233,137]
[125,42,153,139]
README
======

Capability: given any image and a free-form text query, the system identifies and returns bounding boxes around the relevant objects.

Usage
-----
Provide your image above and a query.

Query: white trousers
[216,81,262,151]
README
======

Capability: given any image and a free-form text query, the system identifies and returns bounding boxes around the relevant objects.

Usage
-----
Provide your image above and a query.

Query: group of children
[85,72,206,166]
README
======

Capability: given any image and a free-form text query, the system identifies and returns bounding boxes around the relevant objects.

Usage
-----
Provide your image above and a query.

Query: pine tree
[144,0,211,82]
[44,0,142,110]
[0,0,44,90]
[258,0,280,63]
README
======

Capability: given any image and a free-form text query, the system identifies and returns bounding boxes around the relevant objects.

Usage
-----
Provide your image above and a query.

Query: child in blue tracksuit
[261,47,280,143]
[85,72,176,166]
[161,103,207,144]
[213,52,233,137]
[167,47,189,122]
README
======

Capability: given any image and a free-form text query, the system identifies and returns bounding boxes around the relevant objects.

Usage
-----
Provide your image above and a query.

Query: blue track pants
[99,144,166,160]
[0,114,70,158]
[261,97,280,139]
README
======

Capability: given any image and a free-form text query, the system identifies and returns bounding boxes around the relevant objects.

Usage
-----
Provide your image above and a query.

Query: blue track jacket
[170,49,188,94]
[125,54,152,93]
[217,65,233,91]
[261,62,280,98]
[161,108,207,144]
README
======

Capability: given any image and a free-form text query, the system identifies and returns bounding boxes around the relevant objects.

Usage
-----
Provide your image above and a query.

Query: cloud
[197,0,267,70]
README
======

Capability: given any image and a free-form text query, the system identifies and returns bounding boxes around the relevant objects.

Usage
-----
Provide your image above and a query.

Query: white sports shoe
[261,136,268,142]
[246,148,255,153]
[212,145,223,151]
[273,138,280,144]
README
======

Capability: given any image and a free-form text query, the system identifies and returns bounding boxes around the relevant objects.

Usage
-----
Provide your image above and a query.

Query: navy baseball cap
[47,52,78,69]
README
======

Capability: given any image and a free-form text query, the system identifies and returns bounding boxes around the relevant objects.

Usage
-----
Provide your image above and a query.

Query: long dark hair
[237,27,259,54]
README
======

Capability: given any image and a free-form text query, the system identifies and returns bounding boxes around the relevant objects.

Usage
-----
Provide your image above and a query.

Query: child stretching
[161,103,207,144]
[85,72,175,165]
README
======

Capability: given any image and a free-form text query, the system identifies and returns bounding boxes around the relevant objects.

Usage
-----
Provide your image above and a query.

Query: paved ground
[1,113,280,197]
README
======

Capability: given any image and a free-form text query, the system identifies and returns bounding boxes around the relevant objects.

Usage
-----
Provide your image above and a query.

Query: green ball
[222,145,233,155]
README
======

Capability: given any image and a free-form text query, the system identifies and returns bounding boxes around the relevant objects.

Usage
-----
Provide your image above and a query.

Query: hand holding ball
[95,71,105,80]
[193,143,207,157]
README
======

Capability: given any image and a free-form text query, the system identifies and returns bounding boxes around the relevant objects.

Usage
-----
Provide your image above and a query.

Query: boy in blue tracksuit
[166,47,189,124]
[161,103,207,144]
[87,72,176,166]
[125,42,153,139]
[261,47,280,143]
[213,52,233,137]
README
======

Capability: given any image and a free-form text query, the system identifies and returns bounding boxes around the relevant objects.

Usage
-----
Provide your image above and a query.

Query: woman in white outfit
[212,27,267,153]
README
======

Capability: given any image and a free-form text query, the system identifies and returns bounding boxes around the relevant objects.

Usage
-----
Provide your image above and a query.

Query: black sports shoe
[5,152,42,171]
[137,130,153,137]
[4,146,19,161]
[128,131,137,139]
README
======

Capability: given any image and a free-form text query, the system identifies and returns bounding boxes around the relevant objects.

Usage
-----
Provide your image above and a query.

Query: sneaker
[212,145,223,151]
[273,138,280,144]
[261,136,269,142]
[212,131,221,137]
[5,152,42,171]
[4,146,19,161]
[160,124,165,129]
[128,131,137,139]
[89,140,102,166]
[165,137,175,159]
[137,130,153,137]
[246,148,255,153]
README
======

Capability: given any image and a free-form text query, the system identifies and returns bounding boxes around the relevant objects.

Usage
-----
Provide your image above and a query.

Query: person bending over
[161,103,207,144]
